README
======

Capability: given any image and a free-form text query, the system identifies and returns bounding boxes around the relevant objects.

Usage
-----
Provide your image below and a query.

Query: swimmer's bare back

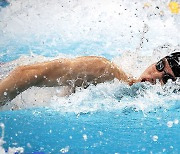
[0,56,137,105]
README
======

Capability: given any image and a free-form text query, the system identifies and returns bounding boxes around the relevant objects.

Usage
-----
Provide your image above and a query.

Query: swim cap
[165,52,180,77]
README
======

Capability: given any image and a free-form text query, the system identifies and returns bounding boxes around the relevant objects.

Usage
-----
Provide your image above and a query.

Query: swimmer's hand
[128,78,139,86]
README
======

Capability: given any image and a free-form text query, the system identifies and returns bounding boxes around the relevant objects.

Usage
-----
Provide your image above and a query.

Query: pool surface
[0,0,180,153]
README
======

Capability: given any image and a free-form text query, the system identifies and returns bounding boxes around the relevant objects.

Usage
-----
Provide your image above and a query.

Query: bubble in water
[98,131,103,136]
[167,121,173,128]
[8,147,24,154]
[83,134,88,141]
[3,92,7,96]
[60,146,70,153]
[0,123,5,129]
[152,135,158,142]
[142,147,146,151]
[162,148,166,152]
[27,143,32,148]
[69,136,72,139]
[174,119,179,125]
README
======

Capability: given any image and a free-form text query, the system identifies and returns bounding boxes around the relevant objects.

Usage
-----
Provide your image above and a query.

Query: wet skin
[0,56,176,106]
[0,56,136,105]
[138,58,175,84]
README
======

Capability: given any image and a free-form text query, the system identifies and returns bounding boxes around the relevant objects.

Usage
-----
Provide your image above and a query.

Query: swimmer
[0,52,179,106]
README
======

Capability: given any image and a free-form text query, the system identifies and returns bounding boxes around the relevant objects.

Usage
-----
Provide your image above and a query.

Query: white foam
[0,0,180,113]
[0,51,180,113]
[0,123,24,154]
[0,0,179,53]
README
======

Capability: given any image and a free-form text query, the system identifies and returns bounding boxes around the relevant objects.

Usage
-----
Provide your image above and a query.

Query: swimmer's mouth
[141,78,147,82]
[141,78,156,84]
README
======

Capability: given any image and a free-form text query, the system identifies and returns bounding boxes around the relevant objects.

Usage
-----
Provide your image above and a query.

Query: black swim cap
[165,52,180,77]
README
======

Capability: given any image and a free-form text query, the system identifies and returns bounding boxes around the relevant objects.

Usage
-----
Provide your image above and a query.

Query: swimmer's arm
[112,64,139,85]
[0,65,42,105]
[0,61,61,105]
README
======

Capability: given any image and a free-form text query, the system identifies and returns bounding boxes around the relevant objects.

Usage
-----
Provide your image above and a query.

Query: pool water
[1,108,179,153]
[0,0,180,153]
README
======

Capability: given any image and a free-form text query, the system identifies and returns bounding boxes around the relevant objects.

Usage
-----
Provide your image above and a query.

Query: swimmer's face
[139,58,176,84]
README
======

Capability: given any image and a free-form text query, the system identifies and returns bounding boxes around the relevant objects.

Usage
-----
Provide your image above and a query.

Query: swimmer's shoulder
[75,56,110,62]
[49,56,111,67]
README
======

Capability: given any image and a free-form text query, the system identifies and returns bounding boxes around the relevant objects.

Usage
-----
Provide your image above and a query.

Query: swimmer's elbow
[0,88,20,107]
[0,97,8,106]
[0,101,6,107]
[0,94,16,107]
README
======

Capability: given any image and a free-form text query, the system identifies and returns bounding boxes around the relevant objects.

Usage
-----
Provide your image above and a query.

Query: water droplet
[142,147,146,151]
[167,121,173,127]
[27,143,32,148]
[83,134,87,141]
[162,148,166,152]
[60,146,70,153]
[152,135,158,141]
[174,119,179,124]
[98,131,103,136]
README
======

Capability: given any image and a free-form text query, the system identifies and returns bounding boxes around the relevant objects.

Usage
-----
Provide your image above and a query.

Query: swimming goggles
[156,59,176,84]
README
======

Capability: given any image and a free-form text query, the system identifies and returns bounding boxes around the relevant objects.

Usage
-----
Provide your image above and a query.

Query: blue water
[1,108,179,153]
[0,39,115,62]
[0,0,9,8]
[0,0,180,153]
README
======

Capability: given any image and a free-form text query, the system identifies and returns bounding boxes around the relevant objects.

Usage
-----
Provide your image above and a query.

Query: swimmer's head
[139,52,180,84]
[165,52,180,77]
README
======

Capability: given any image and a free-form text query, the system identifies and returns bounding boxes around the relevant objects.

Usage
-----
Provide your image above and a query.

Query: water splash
[0,48,180,113]
[0,0,179,113]
[0,0,180,62]
[0,123,5,153]
[0,0,9,8]
[0,123,24,153]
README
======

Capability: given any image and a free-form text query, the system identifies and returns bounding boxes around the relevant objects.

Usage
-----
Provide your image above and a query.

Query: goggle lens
[156,59,176,84]
[156,59,165,72]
